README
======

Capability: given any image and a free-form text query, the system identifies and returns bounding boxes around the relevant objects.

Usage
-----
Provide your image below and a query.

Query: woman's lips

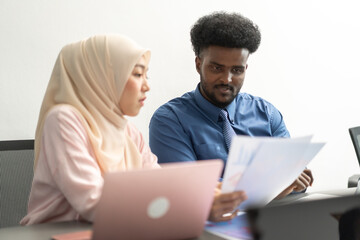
[139,97,146,106]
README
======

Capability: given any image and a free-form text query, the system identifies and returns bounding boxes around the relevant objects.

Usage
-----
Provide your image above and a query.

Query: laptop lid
[246,193,360,240]
[92,159,223,240]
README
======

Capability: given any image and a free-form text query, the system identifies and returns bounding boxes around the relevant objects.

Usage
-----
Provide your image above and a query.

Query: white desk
[248,188,360,240]
[268,187,357,207]
[1,188,356,240]
[0,221,227,240]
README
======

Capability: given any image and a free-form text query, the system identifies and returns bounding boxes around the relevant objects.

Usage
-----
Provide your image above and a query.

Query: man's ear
[195,57,201,74]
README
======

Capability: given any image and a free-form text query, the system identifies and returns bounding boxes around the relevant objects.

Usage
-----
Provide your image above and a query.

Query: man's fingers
[299,174,311,187]
[213,191,247,204]
[303,169,314,186]
[293,173,314,192]
[209,207,240,222]
[294,179,306,191]
[293,170,313,191]
[212,199,242,212]
[301,172,311,183]
[218,210,239,222]
[278,169,314,198]
[209,191,247,222]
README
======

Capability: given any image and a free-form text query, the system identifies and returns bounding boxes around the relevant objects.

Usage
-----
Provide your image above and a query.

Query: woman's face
[119,55,150,116]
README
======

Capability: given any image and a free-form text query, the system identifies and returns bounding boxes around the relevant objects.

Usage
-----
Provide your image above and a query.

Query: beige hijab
[34,35,151,173]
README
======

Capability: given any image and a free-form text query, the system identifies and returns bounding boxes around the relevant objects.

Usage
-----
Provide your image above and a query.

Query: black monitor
[246,194,360,240]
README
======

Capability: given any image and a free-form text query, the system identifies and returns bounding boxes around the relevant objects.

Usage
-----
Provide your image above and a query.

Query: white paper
[221,135,325,210]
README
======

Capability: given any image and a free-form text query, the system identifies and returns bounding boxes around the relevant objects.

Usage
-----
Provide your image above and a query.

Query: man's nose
[221,71,233,83]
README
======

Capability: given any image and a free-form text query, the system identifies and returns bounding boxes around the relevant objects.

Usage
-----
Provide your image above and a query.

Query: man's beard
[199,75,238,109]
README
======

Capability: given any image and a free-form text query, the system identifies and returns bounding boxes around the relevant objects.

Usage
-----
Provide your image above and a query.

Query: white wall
[1,0,360,192]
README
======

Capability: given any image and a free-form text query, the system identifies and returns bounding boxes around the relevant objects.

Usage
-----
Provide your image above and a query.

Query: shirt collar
[225,98,236,123]
[194,84,236,123]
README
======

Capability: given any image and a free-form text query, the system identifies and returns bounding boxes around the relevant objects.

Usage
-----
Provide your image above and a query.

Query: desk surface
[250,188,360,240]
[268,187,357,207]
[1,188,355,240]
[0,221,226,240]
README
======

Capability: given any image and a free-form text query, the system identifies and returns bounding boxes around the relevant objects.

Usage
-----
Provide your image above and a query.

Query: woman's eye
[133,73,142,78]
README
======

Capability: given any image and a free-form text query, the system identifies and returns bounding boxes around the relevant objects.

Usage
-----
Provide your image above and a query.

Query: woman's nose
[142,78,150,92]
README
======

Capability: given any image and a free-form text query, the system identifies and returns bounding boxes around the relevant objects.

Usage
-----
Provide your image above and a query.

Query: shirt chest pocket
[194,143,227,161]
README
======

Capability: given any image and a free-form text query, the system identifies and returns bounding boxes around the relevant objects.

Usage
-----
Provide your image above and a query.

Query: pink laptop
[91,159,223,240]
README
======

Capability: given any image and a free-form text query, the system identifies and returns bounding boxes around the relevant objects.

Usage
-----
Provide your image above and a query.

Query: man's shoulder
[153,91,195,117]
[237,92,273,105]
[238,92,264,101]
[237,92,279,114]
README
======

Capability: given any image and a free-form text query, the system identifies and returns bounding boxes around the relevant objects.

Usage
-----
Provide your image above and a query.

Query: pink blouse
[20,105,159,225]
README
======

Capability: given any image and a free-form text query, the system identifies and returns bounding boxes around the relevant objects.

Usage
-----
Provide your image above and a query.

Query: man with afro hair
[150,12,313,220]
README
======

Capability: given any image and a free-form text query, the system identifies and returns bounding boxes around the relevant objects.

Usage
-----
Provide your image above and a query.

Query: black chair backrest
[0,139,34,151]
[0,139,34,228]
[349,127,360,166]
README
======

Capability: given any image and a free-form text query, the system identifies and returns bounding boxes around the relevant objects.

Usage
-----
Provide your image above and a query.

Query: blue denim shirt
[149,84,290,170]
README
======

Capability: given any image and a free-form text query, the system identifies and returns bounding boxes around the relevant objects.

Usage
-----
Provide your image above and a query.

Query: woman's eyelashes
[133,73,142,78]
[132,71,149,80]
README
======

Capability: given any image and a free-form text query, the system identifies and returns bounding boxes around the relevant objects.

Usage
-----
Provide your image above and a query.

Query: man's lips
[215,84,234,93]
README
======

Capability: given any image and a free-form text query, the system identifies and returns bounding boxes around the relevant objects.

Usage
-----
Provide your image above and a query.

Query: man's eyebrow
[209,61,224,67]
[209,61,245,68]
[234,65,246,68]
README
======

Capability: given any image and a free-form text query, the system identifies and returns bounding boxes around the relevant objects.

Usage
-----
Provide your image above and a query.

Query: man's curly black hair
[190,12,261,57]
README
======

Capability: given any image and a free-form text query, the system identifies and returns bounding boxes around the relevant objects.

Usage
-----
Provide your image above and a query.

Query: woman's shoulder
[46,104,80,118]
[42,105,92,155]
[44,104,87,134]
[45,104,83,123]
[125,121,143,142]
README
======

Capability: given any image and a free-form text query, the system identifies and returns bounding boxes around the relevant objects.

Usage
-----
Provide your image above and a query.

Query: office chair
[0,140,34,228]
[348,127,360,188]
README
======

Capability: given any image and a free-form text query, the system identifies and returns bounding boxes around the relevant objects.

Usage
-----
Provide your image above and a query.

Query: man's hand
[275,169,314,199]
[208,182,247,222]
[293,169,313,191]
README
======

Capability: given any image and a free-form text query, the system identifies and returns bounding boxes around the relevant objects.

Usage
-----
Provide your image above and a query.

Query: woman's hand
[208,182,247,222]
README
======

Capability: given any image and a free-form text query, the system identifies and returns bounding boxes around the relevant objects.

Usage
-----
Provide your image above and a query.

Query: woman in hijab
[21,35,246,225]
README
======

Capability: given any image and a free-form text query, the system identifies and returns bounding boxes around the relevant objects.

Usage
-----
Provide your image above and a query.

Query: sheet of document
[221,135,325,210]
